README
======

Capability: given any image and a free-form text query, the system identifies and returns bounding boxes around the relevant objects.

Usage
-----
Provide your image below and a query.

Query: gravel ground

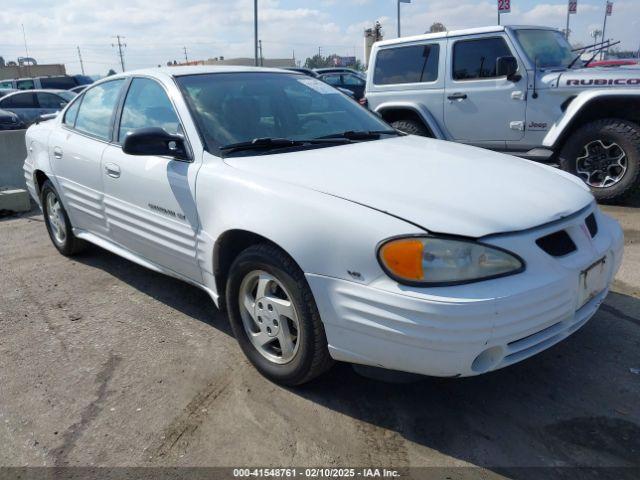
[0,204,638,477]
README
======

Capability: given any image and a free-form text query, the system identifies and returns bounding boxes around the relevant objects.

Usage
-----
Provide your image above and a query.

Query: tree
[429,22,447,33]
[304,54,333,69]
[106,69,117,77]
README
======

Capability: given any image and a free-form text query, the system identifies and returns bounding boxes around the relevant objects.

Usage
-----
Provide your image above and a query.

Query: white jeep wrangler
[365,26,640,202]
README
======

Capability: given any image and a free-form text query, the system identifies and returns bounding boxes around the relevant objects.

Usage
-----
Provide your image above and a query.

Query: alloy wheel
[238,270,300,365]
[46,191,67,245]
[576,139,628,188]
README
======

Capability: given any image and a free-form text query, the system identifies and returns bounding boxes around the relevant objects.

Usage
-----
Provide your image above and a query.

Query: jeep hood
[555,67,640,89]
[224,136,593,238]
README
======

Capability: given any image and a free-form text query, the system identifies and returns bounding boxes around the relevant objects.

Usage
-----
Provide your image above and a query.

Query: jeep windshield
[176,72,396,156]
[514,29,575,69]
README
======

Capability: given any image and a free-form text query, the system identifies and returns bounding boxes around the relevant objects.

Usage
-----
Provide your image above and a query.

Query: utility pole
[183,46,189,64]
[254,0,259,66]
[397,0,411,38]
[601,2,612,61]
[258,40,264,66]
[111,35,127,72]
[77,46,85,75]
[21,24,32,77]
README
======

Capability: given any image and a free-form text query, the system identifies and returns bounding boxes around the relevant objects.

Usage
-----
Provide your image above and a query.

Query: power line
[111,35,127,72]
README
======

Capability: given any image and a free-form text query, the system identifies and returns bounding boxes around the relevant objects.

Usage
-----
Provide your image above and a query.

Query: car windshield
[176,72,392,154]
[514,29,574,69]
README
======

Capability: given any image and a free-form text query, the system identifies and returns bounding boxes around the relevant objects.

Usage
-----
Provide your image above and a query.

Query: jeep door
[100,77,203,282]
[444,34,527,147]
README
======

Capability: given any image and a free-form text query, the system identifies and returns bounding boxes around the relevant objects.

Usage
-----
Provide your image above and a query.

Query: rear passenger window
[0,92,37,108]
[452,37,512,80]
[74,80,124,140]
[374,44,439,85]
[118,78,181,142]
[37,93,66,109]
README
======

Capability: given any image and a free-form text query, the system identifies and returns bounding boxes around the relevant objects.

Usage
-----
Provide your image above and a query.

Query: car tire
[559,118,640,203]
[225,243,333,385]
[391,119,430,137]
[41,180,86,256]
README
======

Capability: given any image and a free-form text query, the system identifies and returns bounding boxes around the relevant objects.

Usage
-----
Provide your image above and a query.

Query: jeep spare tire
[559,118,640,202]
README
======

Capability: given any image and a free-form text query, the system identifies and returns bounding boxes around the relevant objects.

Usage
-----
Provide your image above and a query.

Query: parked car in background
[24,66,623,385]
[314,67,366,80]
[364,25,640,202]
[0,108,26,130]
[0,89,75,125]
[0,74,93,91]
[0,88,18,98]
[70,85,89,94]
[316,71,366,100]
[284,67,319,77]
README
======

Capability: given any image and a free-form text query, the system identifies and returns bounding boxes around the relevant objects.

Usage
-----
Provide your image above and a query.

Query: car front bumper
[307,205,624,377]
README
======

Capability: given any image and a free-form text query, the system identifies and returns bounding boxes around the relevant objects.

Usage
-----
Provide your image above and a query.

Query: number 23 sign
[498,0,511,13]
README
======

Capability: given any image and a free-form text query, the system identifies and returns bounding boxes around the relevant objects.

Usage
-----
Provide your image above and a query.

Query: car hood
[224,136,593,238]
[555,66,640,89]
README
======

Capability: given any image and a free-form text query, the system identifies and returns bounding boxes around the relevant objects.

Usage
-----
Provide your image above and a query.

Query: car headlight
[378,236,524,286]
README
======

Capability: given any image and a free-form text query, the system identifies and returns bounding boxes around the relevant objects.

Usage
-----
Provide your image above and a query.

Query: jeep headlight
[378,236,524,286]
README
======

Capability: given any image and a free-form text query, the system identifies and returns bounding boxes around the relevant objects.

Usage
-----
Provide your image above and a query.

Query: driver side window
[118,78,181,143]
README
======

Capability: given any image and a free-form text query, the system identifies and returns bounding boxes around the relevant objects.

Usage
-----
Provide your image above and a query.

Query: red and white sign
[606,1,613,16]
[568,0,577,15]
[498,0,511,14]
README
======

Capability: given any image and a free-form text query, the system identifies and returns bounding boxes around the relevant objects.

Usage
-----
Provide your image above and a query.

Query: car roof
[375,25,558,48]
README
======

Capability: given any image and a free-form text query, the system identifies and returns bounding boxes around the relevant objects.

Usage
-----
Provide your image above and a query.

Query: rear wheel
[41,180,85,256]
[391,119,430,137]
[559,119,640,202]
[225,244,333,385]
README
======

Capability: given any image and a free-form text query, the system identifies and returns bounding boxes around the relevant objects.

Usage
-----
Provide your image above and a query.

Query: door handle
[104,163,121,178]
[53,147,63,159]
[447,93,468,101]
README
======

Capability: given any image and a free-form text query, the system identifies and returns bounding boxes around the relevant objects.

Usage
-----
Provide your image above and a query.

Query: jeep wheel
[391,119,430,137]
[559,119,640,202]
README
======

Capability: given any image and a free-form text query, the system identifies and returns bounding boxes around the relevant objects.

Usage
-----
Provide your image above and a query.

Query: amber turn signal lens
[380,238,424,280]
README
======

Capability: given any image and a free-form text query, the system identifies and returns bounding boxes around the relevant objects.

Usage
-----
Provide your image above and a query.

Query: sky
[0,0,638,76]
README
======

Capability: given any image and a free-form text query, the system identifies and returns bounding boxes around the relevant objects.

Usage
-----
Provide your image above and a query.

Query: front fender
[374,101,446,139]
[543,89,640,148]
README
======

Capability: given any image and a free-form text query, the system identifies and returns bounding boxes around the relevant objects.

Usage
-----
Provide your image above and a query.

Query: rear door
[49,79,126,235]
[101,77,202,282]
[444,34,526,146]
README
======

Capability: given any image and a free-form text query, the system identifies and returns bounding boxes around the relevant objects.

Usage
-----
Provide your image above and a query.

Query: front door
[101,77,202,282]
[444,35,526,145]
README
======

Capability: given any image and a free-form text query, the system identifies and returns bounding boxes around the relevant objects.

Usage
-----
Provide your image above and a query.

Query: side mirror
[496,56,520,81]
[122,127,189,161]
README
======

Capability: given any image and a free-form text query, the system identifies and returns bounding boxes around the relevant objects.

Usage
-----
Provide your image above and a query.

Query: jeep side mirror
[497,56,520,82]
[123,127,189,161]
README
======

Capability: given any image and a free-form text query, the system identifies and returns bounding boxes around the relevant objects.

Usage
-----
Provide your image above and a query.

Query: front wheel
[559,118,640,202]
[391,119,430,137]
[225,244,333,385]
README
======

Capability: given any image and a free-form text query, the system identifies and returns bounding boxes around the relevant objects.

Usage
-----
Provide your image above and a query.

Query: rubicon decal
[566,78,640,86]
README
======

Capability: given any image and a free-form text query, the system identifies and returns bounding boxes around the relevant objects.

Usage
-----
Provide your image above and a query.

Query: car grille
[536,230,577,257]
[585,213,598,238]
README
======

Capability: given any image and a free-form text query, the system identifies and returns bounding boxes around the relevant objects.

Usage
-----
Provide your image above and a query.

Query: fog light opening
[471,346,504,373]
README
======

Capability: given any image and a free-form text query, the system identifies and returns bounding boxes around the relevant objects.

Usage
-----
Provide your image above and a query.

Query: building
[0,57,66,81]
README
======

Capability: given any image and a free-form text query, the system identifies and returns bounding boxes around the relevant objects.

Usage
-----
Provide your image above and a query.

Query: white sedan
[24,67,624,385]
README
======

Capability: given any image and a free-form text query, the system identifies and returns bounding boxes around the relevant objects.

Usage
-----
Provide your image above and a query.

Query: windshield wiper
[317,130,398,140]
[219,137,352,155]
